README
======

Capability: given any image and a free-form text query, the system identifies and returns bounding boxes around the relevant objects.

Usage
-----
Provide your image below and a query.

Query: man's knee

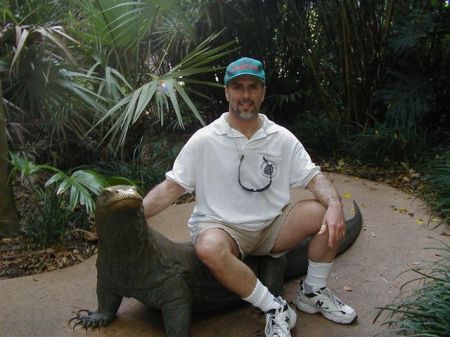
[287,199,327,236]
[195,232,219,263]
[195,229,237,266]
[294,199,326,223]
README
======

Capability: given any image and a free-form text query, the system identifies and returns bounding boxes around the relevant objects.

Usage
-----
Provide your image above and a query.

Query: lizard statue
[70,185,363,336]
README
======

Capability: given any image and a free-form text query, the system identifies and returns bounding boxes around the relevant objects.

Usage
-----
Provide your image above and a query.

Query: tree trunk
[0,81,19,237]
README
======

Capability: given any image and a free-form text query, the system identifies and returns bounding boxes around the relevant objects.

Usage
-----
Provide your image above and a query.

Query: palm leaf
[10,26,29,71]
[76,0,176,50]
[45,169,108,214]
[91,32,235,150]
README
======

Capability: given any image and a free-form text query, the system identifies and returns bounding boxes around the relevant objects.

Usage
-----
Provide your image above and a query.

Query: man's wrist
[327,199,342,208]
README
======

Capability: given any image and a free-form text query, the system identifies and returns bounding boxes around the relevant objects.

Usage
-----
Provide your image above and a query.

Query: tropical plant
[290,112,345,159]
[374,244,450,337]
[84,135,183,194]
[69,0,235,154]
[9,152,135,214]
[22,185,90,247]
[0,0,101,234]
[1,0,235,235]
[91,31,234,150]
[422,149,450,222]
[0,80,18,236]
[1,0,105,163]
[341,126,429,165]
[374,1,450,139]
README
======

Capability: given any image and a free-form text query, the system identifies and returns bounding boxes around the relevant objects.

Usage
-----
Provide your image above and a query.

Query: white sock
[304,260,334,292]
[243,279,277,312]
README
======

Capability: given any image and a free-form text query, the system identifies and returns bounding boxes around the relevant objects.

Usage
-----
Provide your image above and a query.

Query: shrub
[22,186,89,247]
[290,112,345,159]
[374,244,450,337]
[422,148,450,222]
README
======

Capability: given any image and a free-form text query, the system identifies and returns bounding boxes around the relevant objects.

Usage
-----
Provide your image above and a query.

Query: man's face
[225,75,266,121]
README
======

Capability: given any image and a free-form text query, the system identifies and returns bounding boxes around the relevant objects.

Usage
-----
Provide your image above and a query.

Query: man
[143,57,357,337]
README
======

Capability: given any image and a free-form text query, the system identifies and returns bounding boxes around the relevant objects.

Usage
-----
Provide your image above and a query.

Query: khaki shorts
[192,202,298,259]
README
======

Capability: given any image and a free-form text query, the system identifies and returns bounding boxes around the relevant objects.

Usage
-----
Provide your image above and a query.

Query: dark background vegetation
[1,1,449,335]
[1,0,449,242]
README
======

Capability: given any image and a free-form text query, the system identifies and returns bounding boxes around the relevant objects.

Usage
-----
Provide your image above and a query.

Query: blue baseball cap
[224,57,266,85]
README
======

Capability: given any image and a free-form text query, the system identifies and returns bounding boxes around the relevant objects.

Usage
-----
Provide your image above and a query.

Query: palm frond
[45,169,108,214]
[91,31,235,150]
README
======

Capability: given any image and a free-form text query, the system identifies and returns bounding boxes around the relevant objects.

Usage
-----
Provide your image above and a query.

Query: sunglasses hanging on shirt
[238,155,273,192]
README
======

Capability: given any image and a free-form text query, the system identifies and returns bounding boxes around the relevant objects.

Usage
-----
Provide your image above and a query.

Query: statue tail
[337,201,363,255]
[283,201,363,279]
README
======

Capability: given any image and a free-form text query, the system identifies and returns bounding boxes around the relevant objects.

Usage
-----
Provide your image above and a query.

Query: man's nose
[242,87,251,97]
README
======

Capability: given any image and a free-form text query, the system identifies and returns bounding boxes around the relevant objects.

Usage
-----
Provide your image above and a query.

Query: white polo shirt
[166,113,321,232]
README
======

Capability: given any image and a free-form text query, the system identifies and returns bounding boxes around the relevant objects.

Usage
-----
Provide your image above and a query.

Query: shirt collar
[212,113,279,137]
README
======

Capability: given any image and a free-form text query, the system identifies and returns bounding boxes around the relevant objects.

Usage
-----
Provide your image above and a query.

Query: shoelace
[321,288,345,310]
[265,306,289,337]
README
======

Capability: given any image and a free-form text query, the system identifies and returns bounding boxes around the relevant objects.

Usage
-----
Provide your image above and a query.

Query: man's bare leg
[195,228,256,297]
[271,199,357,324]
[195,228,297,336]
[271,199,338,260]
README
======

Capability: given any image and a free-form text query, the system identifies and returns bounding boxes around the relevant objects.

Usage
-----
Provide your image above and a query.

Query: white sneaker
[265,296,297,337]
[295,281,358,324]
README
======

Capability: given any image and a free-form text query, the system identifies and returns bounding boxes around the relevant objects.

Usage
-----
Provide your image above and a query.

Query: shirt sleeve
[165,140,196,193]
[289,141,321,188]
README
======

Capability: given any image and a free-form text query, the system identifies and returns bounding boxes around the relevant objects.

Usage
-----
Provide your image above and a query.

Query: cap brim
[225,73,265,85]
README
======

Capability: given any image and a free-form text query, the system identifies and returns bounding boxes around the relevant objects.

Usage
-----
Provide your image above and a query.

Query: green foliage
[1,0,107,165]
[374,244,450,337]
[2,0,450,196]
[69,0,236,154]
[84,161,158,196]
[22,186,89,247]
[45,169,108,214]
[292,113,430,166]
[290,113,344,159]
[262,78,304,120]
[205,0,450,155]
[375,72,432,132]
[375,1,450,140]
[85,136,183,194]
[76,0,161,50]
[9,152,56,178]
[9,152,135,214]
[92,30,234,151]
[342,126,428,165]
[1,0,235,166]
[422,149,450,222]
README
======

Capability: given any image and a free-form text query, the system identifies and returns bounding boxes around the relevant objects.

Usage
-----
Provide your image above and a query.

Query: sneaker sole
[288,308,297,329]
[295,301,358,324]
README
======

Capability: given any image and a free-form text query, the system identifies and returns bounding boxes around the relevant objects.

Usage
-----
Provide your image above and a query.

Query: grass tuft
[374,244,450,337]
[422,149,450,222]
[22,186,89,247]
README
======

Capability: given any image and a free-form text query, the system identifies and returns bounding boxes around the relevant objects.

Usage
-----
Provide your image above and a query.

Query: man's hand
[319,202,345,248]
[307,173,345,248]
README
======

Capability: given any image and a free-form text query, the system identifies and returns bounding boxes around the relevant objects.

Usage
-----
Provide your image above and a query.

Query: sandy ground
[0,173,448,337]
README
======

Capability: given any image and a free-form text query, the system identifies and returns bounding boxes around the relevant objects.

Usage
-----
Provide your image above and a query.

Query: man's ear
[224,87,229,101]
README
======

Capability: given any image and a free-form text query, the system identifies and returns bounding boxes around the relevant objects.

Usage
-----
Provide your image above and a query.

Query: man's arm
[143,179,186,219]
[306,173,345,248]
